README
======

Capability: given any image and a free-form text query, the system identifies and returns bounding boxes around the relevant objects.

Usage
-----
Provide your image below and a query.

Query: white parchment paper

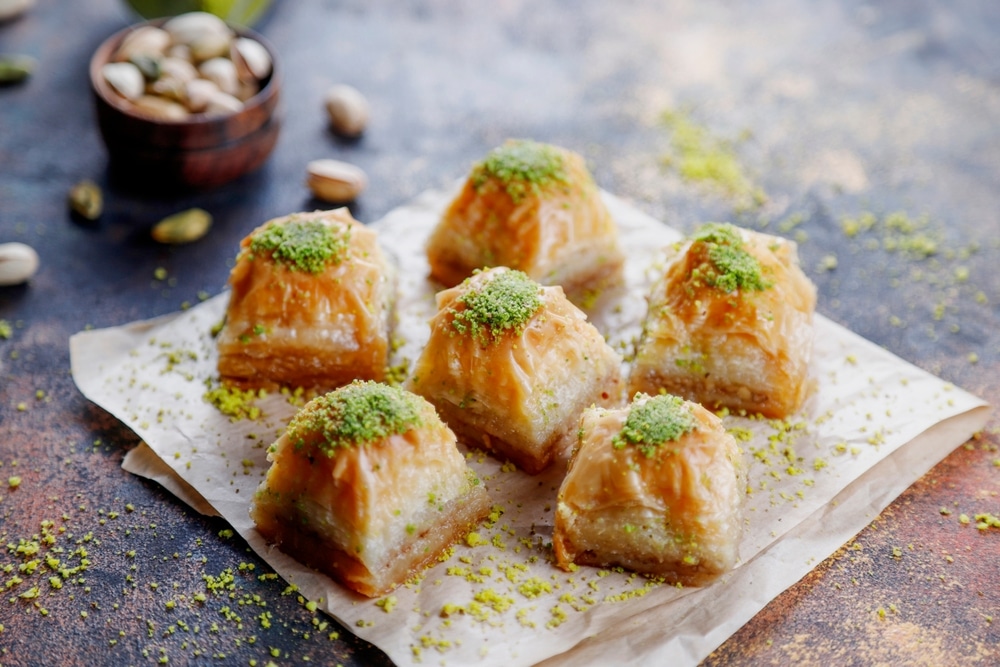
[71,189,990,666]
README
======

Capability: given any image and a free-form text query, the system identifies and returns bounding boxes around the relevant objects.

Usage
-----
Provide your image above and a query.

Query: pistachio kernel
[151,208,213,244]
[68,180,103,221]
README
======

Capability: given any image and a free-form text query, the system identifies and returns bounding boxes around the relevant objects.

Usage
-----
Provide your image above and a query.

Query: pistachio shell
[324,84,369,138]
[306,159,368,202]
[183,77,219,113]
[102,61,144,100]
[68,180,103,221]
[149,75,186,102]
[151,208,213,244]
[231,37,271,81]
[0,242,39,286]
[189,31,232,63]
[166,43,192,62]
[162,11,231,47]
[159,56,199,84]
[235,78,260,102]
[198,57,238,96]
[131,95,190,121]
[115,26,170,62]
[203,90,243,116]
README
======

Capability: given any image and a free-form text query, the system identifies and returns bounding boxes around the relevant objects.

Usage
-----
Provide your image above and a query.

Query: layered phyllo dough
[217,209,394,391]
[426,139,625,304]
[629,223,816,418]
[408,267,622,474]
[250,381,491,598]
[554,393,744,585]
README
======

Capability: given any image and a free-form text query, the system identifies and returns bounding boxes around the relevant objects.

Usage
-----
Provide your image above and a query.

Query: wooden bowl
[89,19,281,189]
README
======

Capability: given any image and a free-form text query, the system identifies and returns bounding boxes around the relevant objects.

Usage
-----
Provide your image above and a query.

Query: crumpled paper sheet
[71,189,990,666]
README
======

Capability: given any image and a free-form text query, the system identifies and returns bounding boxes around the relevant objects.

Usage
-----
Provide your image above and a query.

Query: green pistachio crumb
[613,394,696,457]
[451,270,543,344]
[689,223,772,293]
[285,381,423,456]
[659,110,765,207]
[375,595,398,613]
[470,140,568,203]
[249,216,351,273]
[203,383,264,422]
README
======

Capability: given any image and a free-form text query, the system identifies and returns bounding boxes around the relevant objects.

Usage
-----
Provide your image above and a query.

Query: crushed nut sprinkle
[248,216,351,273]
[471,140,568,203]
[450,270,543,345]
[688,223,772,293]
[613,394,697,457]
[284,381,424,455]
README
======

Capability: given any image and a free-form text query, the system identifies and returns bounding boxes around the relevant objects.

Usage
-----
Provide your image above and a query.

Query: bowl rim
[89,17,280,127]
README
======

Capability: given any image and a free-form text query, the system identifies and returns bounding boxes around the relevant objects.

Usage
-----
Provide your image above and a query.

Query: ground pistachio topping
[613,394,696,457]
[285,380,423,456]
[450,270,543,345]
[689,222,772,293]
[249,216,351,273]
[470,140,568,203]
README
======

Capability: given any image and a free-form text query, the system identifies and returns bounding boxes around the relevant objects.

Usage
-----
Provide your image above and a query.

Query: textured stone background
[1,0,997,664]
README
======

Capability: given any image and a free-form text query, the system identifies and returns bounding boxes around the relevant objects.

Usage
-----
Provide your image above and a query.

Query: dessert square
[251,381,491,597]
[217,209,394,391]
[554,393,745,585]
[409,267,623,474]
[426,139,624,305]
[629,223,816,418]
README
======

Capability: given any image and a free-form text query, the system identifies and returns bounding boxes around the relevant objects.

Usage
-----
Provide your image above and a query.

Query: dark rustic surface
[1,0,998,665]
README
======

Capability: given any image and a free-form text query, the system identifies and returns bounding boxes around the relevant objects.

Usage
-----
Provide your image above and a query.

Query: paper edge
[122,443,220,518]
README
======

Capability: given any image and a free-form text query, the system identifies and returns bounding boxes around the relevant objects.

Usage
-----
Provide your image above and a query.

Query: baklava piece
[554,393,744,585]
[250,381,491,598]
[217,209,394,391]
[408,267,622,474]
[426,139,625,304]
[629,223,816,418]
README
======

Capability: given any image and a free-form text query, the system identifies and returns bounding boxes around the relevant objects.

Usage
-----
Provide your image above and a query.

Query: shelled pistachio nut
[0,242,39,286]
[306,159,368,202]
[0,54,36,84]
[129,53,161,81]
[151,208,213,244]
[68,180,103,221]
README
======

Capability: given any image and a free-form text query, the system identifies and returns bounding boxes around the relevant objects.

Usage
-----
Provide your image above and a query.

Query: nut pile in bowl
[100,11,272,121]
